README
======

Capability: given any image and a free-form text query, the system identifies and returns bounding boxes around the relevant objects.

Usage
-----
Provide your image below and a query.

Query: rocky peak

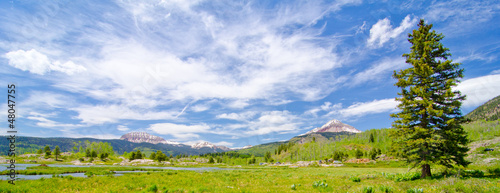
[191,141,231,151]
[304,119,361,135]
[120,132,179,145]
[191,141,216,149]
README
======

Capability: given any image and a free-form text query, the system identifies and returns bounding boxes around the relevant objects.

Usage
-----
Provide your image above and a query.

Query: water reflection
[0,164,232,181]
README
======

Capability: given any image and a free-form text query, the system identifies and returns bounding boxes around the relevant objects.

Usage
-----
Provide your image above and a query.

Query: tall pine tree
[391,19,469,178]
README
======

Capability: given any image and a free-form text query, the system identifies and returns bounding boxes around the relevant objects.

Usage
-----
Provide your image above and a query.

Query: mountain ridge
[302,119,361,135]
[466,95,500,121]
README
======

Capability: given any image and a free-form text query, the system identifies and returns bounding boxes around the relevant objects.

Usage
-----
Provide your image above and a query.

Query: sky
[1,0,500,148]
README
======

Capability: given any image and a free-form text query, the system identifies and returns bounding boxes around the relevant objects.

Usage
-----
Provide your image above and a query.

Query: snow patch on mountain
[302,119,361,135]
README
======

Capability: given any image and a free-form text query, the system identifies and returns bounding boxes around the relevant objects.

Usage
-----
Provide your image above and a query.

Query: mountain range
[1,119,359,156]
[303,119,361,135]
[119,132,231,151]
[4,94,499,157]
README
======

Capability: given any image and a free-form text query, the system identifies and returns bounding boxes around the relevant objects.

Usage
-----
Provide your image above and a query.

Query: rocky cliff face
[304,119,361,135]
[119,132,231,150]
[191,141,231,151]
[119,132,180,145]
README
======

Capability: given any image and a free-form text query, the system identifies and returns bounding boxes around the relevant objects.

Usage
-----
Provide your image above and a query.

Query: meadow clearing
[1,165,499,193]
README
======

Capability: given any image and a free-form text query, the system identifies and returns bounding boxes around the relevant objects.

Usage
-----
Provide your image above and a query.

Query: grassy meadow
[1,167,499,193]
[1,120,499,192]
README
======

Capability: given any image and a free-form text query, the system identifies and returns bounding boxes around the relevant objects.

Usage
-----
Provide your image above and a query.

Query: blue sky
[1,0,500,148]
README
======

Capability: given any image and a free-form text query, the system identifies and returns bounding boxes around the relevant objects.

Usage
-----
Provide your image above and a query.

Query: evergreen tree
[264,151,272,162]
[85,149,91,157]
[354,149,363,159]
[369,133,375,143]
[391,19,469,178]
[53,146,61,161]
[135,150,143,159]
[155,151,167,162]
[91,150,97,158]
[44,145,51,157]
[130,152,136,161]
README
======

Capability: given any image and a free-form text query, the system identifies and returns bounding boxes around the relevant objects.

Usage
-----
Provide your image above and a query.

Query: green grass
[1,167,499,192]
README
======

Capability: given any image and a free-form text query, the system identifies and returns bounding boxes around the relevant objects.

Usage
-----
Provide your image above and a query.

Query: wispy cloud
[315,98,400,120]
[424,0,500,34]
[26,116,85,129]
[351,57,406,86]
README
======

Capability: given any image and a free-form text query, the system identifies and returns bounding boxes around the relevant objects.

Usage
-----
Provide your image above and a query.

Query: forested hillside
[0,136,226,156]
[466,95,500,121]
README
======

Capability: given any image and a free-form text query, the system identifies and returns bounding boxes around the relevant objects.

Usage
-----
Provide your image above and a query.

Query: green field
[1,166,499,193]
[1,120,499,192]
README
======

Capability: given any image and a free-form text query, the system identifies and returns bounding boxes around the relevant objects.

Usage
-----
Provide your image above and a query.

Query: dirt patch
[345,158,372,163]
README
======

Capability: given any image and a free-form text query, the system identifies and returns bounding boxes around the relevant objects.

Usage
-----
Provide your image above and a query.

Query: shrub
[487,168,500,176]
[382,172,420,182]
[407,188,424,193]
[464,170,484,177]
[379,185,393,193]
[312,180,328,188]
[350,176,361,182]
[147,184,158,192]
[363,186,374,193]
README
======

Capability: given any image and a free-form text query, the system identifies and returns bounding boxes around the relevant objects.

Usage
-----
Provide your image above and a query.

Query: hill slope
[466,95,500,121]
[0,136,228,156]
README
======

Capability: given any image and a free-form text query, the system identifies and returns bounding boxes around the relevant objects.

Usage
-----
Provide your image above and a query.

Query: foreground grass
[1,167,499,193]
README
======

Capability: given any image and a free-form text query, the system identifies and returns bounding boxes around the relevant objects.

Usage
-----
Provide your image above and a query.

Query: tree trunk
[421,164,431,178]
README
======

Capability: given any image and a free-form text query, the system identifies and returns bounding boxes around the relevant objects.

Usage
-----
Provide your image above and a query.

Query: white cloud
[216,111,257,121]
[147,122,211,141]
[492,69,500,75]
[367,15,417,48]
[117,125,130,131]
[244,111,300,135]
[4,49,86,75]
[213,141,234,147]
[43,0,347,109]
[191,104,210,112]
[72,104,178,124]
[341,98,399,117]
[455,74,500,107]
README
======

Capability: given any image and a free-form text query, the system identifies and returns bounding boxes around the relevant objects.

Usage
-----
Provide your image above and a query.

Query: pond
[0,164,232,180]
[0,164,232,171]
[0,171,143,180]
